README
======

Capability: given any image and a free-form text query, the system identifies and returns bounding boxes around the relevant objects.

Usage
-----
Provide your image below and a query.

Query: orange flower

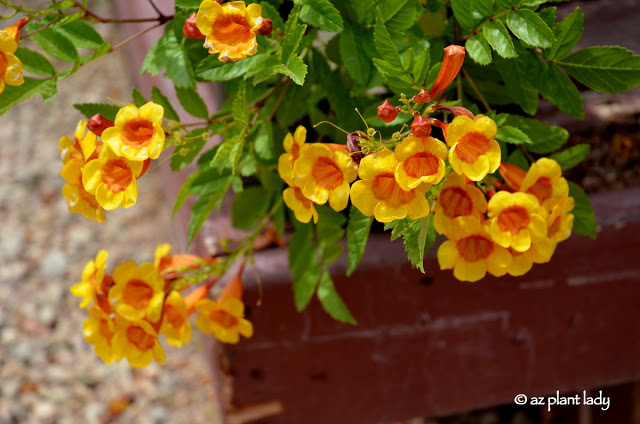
[428,45,465,99]
[0,18,26,94]
[487,191,548,252]
[446,114,501,181]
[112,317,166,368]
[505,237,556,276]
[433,173,487,235]
[394,136,448,191]
[70,250,109,308]
[195,0,263,62]
[437,216,511,282]
[350,149,430,223]
[195,297,253,343]
[101,103,165,161]
[83,306,118,364]
[546,197,574,244]
[59,120,98,165]
[520,158,569,210]
[61,160,106,223]
[283,185,319,223]
[109,260,165,323]
[160,291,192,347]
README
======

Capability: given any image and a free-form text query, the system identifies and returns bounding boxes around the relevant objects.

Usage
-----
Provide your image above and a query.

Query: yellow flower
[505,237,557,276]
[109,260,166,323]
[437,216,511,282]
[278,126,307,186]
[61,183,107,223]
[350,149,430,223]
[446,115,501,181]
[102,103,165,161]
[112,317,166,368]
[195,0,263,62]
[0,23,24,94]
[160,291,192,347]
[293,143,358,212]
[70,250,109,308]
[83,306,118,364]
[394,136,448,190]
[520,158,569,210]
[283,185,319,223]
[195,297,253,344]
[59,120,98,165]
[433,173,487,235]
[547,196,574,243]
[487,191,548,252]
[82,146,144,210]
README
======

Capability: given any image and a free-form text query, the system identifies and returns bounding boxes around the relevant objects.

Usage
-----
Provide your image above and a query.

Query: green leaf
[545,7,583,60]
[272,55,308,86]
[255,121,275,160]
[297,0,344,32]
[411,47,431,86]
[39,78,57,103]
[172,171,199,216]
[381,0,420,37]
[231,186,272,230]
[507,149,529,170]
[232,82,248,126]
[494,46,541,115]
[29,25,78,62]
[187,176,232,243]
[196,54,258,82]
[282,5,306,62]
[466,33,493,65]
[556,46,640,94]
[316,206,346,265]
[73,103,120,121]
[211,134,245,173]
[506,9,555,48]
[418,214,436,269]
[176,87,209,119]
[171,138,206,171]
[57,20,104,49]
[289,222,320,311]
[568,182,596,239]
[541,64,584,119]
[340,25,372,85]
[317,270,356,324]
[538,6,557,29]
[387,217,427,273]
[496,125,532,144]
[151,86,180,122]
[44,0,74,10]
[374,9,403,70]
[0,78,49,116]
[346,206,373,276]
[16,48,56,75]
[351,0,376,25]
[175,0,201,9]
[142,31,196,89]
[451,0,493,30]
[260,2,285,30]
[132,88,147,107]
[483,20,517,58]
[500,113,568,154]
[550,144,589,170]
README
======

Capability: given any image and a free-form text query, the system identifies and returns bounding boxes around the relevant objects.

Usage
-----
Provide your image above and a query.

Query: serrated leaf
[73,103,120,121]
[211,134,245,173]
[0,78,49,116]
[374,9,403,70]
[541,63,584,119]
[496,125,532,144]
[568,181,596,239]
[451,0,493,30]
[232,82,248,126]
[382,0,420,37]
[317,270,356,324]
[196,54,255,81]
[494,46,541,115]
[289,222,320,311]
[254,121,274,160]
[282,23,307,64]
[165,34,197,89]
[411,47,431,86]
[556,46,640,94]
[538,6,557,29]
[260,1,285,29]
[418,214,436,269]
[16,48,56,75]
[340,25,371,85]
[187,176,232,243]
[550,144,589,170]
[273,55,308,85]
[176,87,209,119]
[346,206,373,276]
[483,20,517,58]
[545,7,583,60]
[132,88,147,107]
[500,114,568,154]
[39,78,57,103]
[172,171,199,216]
[402,220,425,273]
[466,33,493,65]
[506,8,555,48]
[151,86,180,122]
[507,149,529,170]
[231,186,272,230]
[29,25,78,62]
[297,0,344,32]
[352,0,376,25]
[45,0,74,11]
[57,20,104,49]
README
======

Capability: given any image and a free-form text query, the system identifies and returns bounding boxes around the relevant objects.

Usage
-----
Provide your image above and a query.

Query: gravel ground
[0,3,219,423]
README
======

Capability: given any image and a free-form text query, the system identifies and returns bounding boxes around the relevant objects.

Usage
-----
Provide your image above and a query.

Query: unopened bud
[183,12,206,39]
[87,114,115,136]
[432,105,474,118]
[414,88,431,104]
[498,163,527,191]
[411,114,431,138]
[3,18,27,43]
[429,45,466,99]
[347,131,367,164]
[258,18,273,36]
[377,100,399,123]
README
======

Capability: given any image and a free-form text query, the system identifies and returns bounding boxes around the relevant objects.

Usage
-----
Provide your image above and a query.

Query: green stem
[461,68,490,112]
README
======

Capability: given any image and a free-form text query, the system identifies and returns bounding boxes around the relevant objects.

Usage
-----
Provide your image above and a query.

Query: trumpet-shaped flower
[160,291,192,347]
[83,306,118,364]
[195,297,253,344]
[437,216,511,282]
[82,146,144,210]
[0,21,25,94]
[546,197,575,243]
[350,149,430,223]
[487,191,548,252]
[109,261,165,323]
[505,237,557,276]
[294,144,358,212]
[61,159,106,223]
[112,317,166,368]
[59,120,98,165]
[70,250,109,308]
[446,115,500,181]
[520,158,569,210]
[433,173,487,235]
[102,103,165,161]
[195,0,263,62]
[283,185,319,223]
[394,136,448,190]
[278,126,307,186]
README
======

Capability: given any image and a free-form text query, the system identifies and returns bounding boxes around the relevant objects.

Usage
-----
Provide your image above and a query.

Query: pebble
[39,251,68,279]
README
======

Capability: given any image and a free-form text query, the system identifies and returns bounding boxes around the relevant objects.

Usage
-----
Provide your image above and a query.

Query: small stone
[39,251,67,279]
[84,402,104,424]
[33,401,56,420]
[150,405,170,423]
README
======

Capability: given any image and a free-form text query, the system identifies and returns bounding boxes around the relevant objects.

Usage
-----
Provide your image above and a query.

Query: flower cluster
[60,102,165,222]
[0,18,26,94]
[71,244,252,367]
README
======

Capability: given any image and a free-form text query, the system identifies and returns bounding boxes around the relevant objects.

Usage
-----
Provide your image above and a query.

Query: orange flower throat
[311,157,343,190]
[122,118,154,147]
[456,132,491,163]
[210,310,239,329]
[404,152,439,178]
[101,159,133,193]
[372,172,416,208]
[457,235,493,262]
[439,186,473,217]
[127,326,155,351]
[497,206,530,234]
[122,279,153,309]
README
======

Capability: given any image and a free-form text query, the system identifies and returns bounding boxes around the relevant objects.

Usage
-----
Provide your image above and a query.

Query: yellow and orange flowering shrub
[0,18,25,94]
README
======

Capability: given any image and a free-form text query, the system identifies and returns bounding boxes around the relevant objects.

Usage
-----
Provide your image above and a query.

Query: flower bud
[347,131,367,164]
[413,88,431,104]
[258,18,273,37]
[429,45,466,99]
[183,12,206,39]
[377,100,399,123]
[87,113,115,136]
[411,114,431,138]
[3,17,27,42]
[498,163,527,191]
[432,105,475,118]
